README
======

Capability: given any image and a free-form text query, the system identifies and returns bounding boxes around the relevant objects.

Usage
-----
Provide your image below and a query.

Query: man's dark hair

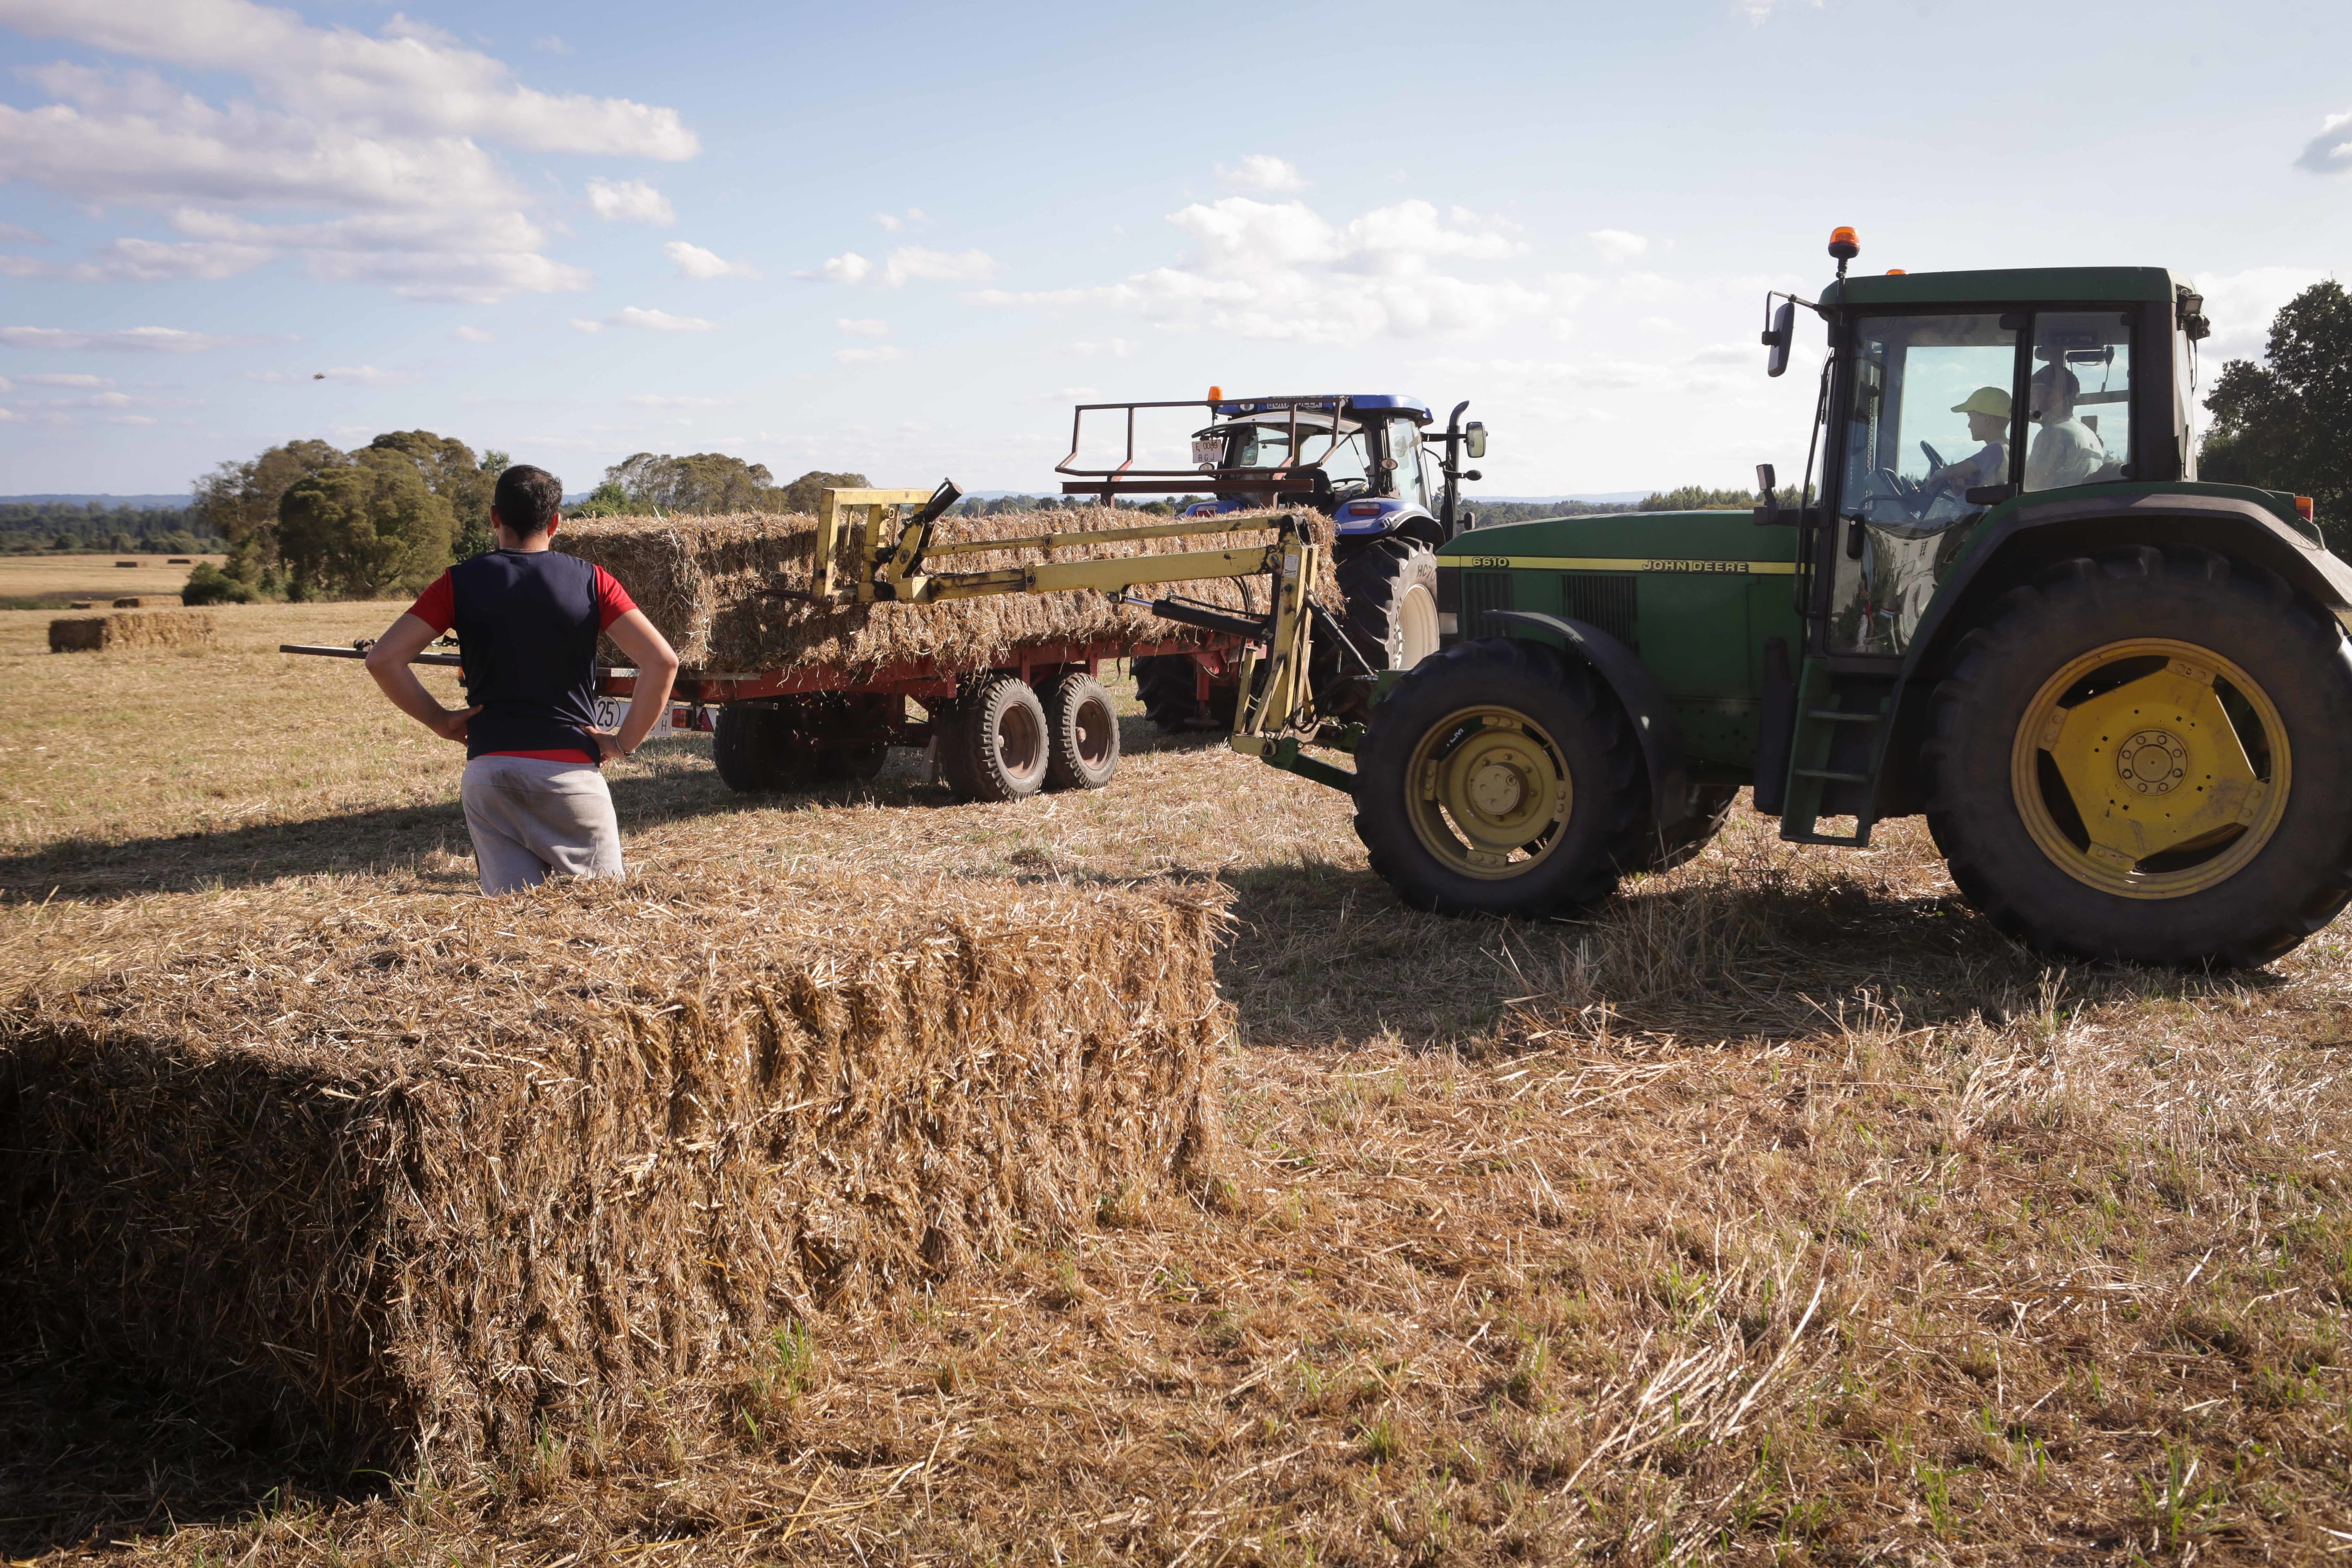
[493,464,564,536]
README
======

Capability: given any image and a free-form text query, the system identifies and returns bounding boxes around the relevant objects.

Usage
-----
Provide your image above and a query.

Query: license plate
[590,695,675,738]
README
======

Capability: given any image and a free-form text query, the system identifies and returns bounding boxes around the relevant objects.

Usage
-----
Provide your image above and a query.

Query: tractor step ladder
[1778,657,1890,848]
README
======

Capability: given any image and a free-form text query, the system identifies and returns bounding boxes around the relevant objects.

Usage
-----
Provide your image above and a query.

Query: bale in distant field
[167,556,193,564]
[114,559,138,567]
[67,599,93,609]
[111,595,176,608]
[48,608,216,653]
[0,869,1230,1467]
[556,505,1332,672]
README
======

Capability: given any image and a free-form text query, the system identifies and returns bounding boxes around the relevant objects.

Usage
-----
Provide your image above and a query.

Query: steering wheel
[1919,440,1948,474]
[1872,467,1929,520]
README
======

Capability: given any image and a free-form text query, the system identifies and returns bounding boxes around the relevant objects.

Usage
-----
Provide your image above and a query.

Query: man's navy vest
[452,549,604,761]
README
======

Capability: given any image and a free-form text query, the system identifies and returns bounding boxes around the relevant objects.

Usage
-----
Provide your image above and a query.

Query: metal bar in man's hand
[279,643,465,666]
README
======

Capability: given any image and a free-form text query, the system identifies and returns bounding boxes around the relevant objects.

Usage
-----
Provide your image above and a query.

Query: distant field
[0,551,223,608]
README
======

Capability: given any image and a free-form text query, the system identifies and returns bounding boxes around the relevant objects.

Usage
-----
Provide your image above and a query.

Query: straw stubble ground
[1,601,2348,1564]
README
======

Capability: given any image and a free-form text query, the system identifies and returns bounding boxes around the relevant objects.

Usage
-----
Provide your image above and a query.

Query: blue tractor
[1055,390,1488,727]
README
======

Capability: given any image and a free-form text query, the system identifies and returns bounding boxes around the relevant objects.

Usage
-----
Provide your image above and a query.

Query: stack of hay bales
[48,608,215,653]
[556,504,1330,673]
[0,869,1229,1467]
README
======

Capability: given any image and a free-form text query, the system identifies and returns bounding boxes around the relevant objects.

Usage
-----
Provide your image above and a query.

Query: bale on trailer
[556,505,1330,672]
[0,869,1230,1468]
[48,608,216,653]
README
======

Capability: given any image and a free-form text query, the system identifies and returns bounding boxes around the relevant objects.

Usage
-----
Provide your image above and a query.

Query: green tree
[2201,279,2352,540]
[777,469,872,514]
[604,451,790,514]
[277,452,454,599]
[192,438,350,589]
[367,430,500,560]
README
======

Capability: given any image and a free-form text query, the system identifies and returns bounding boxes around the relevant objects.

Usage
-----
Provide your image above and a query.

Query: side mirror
[1763,299,1795,378]
[1753,462,1781,526]
[1464,422,1487,460]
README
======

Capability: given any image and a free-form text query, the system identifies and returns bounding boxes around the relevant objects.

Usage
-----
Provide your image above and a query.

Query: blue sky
[2,0,2350,500]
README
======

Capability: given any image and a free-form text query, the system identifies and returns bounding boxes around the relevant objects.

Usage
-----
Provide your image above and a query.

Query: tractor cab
[1186,395,1444,541]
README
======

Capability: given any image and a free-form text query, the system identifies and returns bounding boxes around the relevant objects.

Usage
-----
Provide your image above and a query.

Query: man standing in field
[365,465,680,893]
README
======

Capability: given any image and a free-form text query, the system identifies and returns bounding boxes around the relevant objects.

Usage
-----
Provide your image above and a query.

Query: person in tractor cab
[2025,363,2106,491]
[363,464,681,894]
[1927,385,2012,499]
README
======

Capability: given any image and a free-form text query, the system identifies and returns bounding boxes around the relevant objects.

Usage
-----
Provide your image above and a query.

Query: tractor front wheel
[1352,638,1646,917]
[1134,654,1235,734]
[1924,546,2352,967]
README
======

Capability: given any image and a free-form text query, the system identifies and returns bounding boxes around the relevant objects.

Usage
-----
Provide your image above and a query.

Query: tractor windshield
[1828,311,2018,656]
[1219,419,1373,501]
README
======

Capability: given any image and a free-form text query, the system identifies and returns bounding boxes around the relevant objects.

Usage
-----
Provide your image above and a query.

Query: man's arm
[596,608,681,762]
[364,613,480,742]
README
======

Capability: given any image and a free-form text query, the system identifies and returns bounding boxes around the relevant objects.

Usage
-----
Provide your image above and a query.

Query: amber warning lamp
[1828,225,1859,282]
[2297,496,2316,524]
[1207,385,1223,405]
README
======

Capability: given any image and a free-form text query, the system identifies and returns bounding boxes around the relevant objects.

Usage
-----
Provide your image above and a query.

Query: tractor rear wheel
[1923,546,2352,967]
[941,674,1051,802]
[712,700,819,793]
[1043,672,1120,790]
[1134,654,1236,733]
[1352,638,1647,917]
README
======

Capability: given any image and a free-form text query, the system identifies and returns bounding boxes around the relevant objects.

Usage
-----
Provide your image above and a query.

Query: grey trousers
[460,755,624,894]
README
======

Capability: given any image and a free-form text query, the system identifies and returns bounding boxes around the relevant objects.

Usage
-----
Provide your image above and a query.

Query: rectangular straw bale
[0,870,1230,1468]
[556,505,1336,672]
[47,607,216,653]
[112,594,174,607]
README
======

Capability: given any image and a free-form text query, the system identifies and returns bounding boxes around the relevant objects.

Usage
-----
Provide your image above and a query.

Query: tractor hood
[1436,509,1799,574]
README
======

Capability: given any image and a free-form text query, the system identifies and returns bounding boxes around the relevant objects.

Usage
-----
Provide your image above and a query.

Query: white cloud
[575,306,716,332]
[1218,154,1304,193]
[17,372,113,387]
[836,318,890,337]
[2190,266,2330,364]
[1589,229,1649,262]
[319,364,418,386]
[808,245,995,287]
[873,207,926,231]
[0,2,696,301]
[834,344,905,365]
[627,393,725,407]
[588,178,675,225]
[451,324,494,342]
[532,34,572,55]
[0,222,49,244]
[0,324,255,350]
[975,195,1556,346]
[2295,111,2352,173]
[664,239,756,279]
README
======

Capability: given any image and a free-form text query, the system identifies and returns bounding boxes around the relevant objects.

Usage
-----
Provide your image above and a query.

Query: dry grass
[555,506,1332,671]
[0,553,219,609]
[47,608,215,653]
[0,600,2347,1564]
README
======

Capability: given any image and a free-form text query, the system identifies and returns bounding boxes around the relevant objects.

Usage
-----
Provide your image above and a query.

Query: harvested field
[556,505,1333,671]
[0,598,2347,1565]
[0,553,222,611]
[46,607,215,653]
[1,869,1225,1468]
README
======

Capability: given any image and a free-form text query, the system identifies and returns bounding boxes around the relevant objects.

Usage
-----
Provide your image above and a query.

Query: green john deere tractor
[1332,230,2352,968]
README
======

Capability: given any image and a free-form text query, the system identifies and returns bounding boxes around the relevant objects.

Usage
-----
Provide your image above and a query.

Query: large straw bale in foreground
[48,607,215,653]
[0,870,1229,1466]
[557,506,1330,671]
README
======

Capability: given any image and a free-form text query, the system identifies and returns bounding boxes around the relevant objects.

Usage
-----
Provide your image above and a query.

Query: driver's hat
[1950,386,2012,419]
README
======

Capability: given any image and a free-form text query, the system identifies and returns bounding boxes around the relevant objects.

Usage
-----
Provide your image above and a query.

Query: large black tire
[1134,654,1236,734]
[1043,672,1120,790]
[1625,783,1740,875]
[1923,547,2352,967]
[1335,536,1442,672]
[712,701,818,793]
[1352,638,1647,917]
[941,674,1050,802]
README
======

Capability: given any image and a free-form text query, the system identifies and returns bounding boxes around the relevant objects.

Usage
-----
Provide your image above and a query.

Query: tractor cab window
[2025,312,2132,493]
[1386,416,1431,508]
[1226,424,1292,469]
[1296,425,1372,501]
[1828,312,2017,655]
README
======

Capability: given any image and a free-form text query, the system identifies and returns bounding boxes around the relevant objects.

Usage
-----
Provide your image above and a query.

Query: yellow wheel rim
[1405,705,1572,880]
[2011,637,2289,900]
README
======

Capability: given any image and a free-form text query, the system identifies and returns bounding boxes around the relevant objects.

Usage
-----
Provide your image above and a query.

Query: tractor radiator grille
[1459,571,1513,639]
[1560,572,1639,652]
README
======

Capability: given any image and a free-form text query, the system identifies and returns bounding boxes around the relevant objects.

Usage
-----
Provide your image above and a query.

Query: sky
[2,0,2351,501]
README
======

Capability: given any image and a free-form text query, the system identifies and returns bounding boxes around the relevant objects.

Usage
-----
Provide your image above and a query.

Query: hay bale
[167,557,193,564]
[47,608,216,653]
[67,600,93,610]
[112,595,174,607]
[114,559,138,567]
[0,870,1229,1467]
[556,506,1335,672]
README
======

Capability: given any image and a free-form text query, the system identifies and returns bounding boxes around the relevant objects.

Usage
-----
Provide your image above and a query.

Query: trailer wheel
[712,701,817,793]
[942,674,1050,802]
[1924,546,2352,967]
[1134,654,1236,733]
[1352,637,1646,916]
[1043,672,1120,790]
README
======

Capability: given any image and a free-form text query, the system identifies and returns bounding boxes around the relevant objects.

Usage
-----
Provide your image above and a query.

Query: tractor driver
[1927,386,2013,501]
[2025,363,2106,491]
